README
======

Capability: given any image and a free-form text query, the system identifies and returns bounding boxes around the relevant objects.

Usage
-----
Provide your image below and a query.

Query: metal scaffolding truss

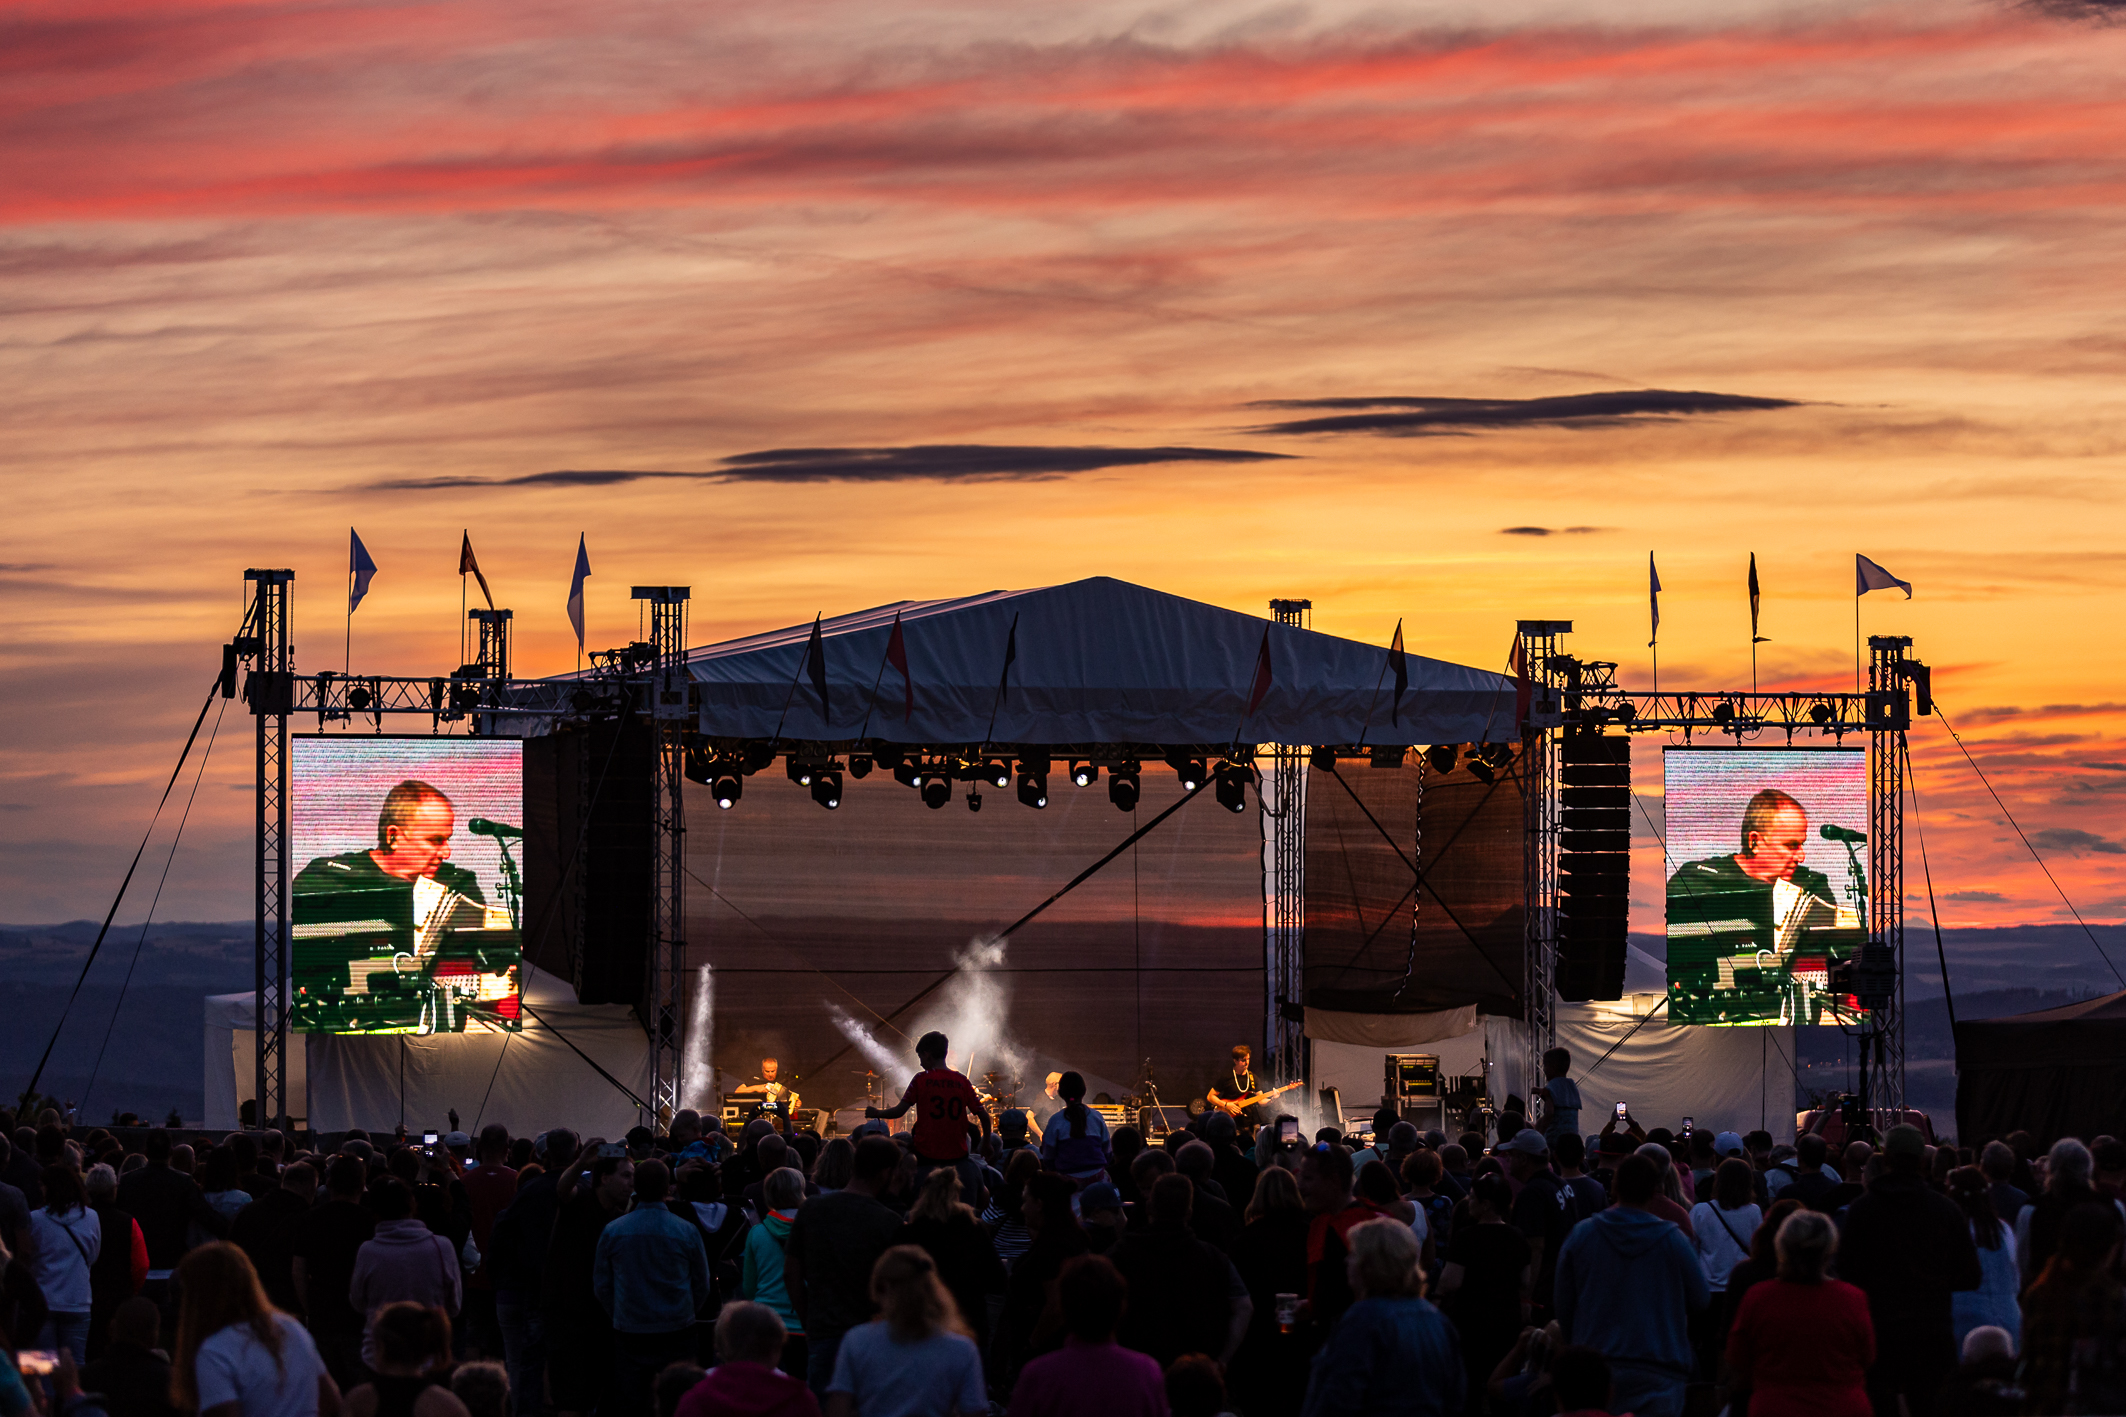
[1517,621,1569,1097]
[244,570,294,1129]
[1264,598,1311,1090]
[636,586,692,1126]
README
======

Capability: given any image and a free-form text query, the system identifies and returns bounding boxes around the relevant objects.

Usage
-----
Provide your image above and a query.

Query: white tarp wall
[204,993,309,1130]
[206,976,654,1138]
[1305,948,1796,1139]
[1559,996,1795,1139]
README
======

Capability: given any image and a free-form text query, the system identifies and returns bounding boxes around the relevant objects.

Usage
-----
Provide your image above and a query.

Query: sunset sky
[6,0,2124,949]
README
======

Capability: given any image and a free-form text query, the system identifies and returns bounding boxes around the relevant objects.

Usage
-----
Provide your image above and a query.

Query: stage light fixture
[348,686,373,712]
[873,746,905,771]
[849,754,873,780]
[1017,773,1048,809]
[1214,762,1253,813]
[1164,753,1208,790]
[1071,761,1099,787]
[1426,744,1459,774]
[1809,702,1834,725]
[1310,747,1337,771]
[712,773,743,810]
[1480,741,1511,768]
[743,742,777,773]
[1108,765,1140,812]
[1614,702,1636,723]
[810,771,843,810]
[1712,701,1736,726]
[921,776,951,809]
[967,790,983,813]
[893,761,922,789]
[985,760,1011,789]
[1467,758,1496,785]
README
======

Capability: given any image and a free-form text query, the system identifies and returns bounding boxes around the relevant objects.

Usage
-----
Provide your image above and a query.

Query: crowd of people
[5,1038,2126,1417]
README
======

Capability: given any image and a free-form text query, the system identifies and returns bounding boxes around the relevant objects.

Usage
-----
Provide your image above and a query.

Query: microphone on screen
[1819,824,1866,843]
[467,818,523,839]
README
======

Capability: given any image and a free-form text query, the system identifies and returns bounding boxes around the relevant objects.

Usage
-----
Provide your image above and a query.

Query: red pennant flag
[885,612,913,719]
[1247,626,1274,715]
[459,531,495,611]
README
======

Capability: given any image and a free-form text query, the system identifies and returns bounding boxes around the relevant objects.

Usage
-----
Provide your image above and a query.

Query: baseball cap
[443,1131,471,1151]
[1080,1181,1122,1214]
[1884,1124,1926,1160]
[1501,1129,1550,1157]
[1713,1131,1745,1157]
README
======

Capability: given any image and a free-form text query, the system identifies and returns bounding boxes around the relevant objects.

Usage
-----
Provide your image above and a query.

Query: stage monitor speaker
[1386,1053,1441,1100]
[1557,729,1629,1001]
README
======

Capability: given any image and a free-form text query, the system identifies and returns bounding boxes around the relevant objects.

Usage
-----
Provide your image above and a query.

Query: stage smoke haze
[826,1003,905,1080]
[682,965,715,1110]
[908,936,1034,1089]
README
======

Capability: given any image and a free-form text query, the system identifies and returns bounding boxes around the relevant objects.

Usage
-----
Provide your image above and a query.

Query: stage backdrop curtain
[1302,749,1526,1019]
[1956,990,2126,1145]
[1304,1005,1479,1048]
[686,764,1264,1118]
[290,973,651,1137]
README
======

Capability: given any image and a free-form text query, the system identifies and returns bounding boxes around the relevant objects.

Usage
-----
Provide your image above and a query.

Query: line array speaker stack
[1557,730,1630,1001]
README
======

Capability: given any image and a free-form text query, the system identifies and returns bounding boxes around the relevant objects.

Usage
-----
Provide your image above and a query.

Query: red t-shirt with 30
[902,1067,983,1160]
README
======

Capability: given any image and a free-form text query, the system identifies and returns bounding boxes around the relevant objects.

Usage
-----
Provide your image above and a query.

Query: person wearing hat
[1837,1124,1982,1417]
[1500,1130,1566,1317]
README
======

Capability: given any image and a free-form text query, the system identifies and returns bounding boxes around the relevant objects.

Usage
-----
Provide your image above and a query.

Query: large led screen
[1665,747,1868,1026]
[292,737,524,1035]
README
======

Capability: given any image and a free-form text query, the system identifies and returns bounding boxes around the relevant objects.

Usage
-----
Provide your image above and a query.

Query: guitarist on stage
[1209,1045,1264,1132]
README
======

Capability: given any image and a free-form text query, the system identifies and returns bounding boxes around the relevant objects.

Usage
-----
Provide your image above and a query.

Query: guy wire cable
[1936,705,2124,988]
[81,696,228,1113]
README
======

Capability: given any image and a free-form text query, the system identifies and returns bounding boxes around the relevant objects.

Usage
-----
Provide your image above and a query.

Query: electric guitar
[1208,1080,1304,1118]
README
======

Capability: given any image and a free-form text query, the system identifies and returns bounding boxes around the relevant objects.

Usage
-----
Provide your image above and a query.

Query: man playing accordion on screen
[1667,788,1855,1026]
[293,778,519,1035]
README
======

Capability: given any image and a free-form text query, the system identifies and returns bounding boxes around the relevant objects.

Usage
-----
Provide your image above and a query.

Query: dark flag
[1749,553,1767,642]
[349,529,378,614]
[805,614,829,720]
[459,531,495,611]
[1247,626,1274,715]
[1388,619,1408,725]
[886,611,913,719]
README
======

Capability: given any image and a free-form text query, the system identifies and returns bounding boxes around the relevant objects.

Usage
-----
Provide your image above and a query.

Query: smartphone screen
[422,1131,440,1146]
[1277,1118,1299,1144]
[1615,1102,1628,1119]
[1682,1117,1694,1134]
[16,1351,57,1377]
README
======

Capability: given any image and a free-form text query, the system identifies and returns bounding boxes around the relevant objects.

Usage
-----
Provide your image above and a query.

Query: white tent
[672,577,1512,745]
[205,973,655,1137]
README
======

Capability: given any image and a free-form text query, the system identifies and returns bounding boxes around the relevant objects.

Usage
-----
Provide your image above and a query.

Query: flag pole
[769,614,820,747]
[857,623,896,743]
[345,561,353,679]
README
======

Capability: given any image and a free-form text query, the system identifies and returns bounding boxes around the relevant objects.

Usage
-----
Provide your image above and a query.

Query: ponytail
[1058,1071,1089,1139]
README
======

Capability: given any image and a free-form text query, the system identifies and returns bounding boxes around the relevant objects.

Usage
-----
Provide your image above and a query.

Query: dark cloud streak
[370,443,1292,490]
[1247,389,1799,437]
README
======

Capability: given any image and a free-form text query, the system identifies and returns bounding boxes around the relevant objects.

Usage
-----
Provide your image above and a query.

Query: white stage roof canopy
[676,577,1513,746]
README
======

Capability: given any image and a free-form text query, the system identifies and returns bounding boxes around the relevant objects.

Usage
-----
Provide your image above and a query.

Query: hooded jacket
[741,1210,802,1334]
[1553,1205,1709,1377]
[672,1361,821,1417]
[350,1217,463,1321]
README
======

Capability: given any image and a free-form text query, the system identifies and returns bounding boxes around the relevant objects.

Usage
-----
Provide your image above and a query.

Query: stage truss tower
[1864,635,1915,1112]
[245,570,295,1129]
[636,586,692,1125]
[1517,621,1570,1100]
[1265,597,1311,1089]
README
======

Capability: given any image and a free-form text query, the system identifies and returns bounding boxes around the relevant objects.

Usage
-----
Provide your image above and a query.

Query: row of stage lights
[684,743,1258,814]
[686,740,1521,812]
